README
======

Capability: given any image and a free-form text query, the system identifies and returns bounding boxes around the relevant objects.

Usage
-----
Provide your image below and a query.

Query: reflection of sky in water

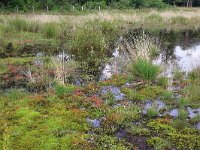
[154,44,200,78]
[101,44,200,80]
[175,45,200,72]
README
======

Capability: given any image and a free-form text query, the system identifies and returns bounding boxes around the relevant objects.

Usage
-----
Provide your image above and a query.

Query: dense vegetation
[0,0,199,11]
[0,6,200,150]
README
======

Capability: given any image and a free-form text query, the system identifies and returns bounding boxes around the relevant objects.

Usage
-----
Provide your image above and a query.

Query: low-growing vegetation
[0,6,200,150]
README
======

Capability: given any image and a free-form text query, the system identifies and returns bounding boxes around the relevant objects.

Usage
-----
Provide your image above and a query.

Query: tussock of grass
[132,58,160,83]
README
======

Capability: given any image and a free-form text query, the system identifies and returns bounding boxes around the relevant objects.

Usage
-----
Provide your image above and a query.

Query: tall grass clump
[7,18,29,32]
[132,58,160,83]
[42,23,60,38]
[170,16,189,26]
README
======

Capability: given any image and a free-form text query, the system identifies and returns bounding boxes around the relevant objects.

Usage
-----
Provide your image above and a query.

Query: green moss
[138,86,164,99]
[122,86,164,101]
[98,75,128,86]
[127,125,150,136]
[147,120,176,134]
[167,132,200,150]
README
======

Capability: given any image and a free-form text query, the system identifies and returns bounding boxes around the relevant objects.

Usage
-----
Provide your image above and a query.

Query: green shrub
[132,58,160,83]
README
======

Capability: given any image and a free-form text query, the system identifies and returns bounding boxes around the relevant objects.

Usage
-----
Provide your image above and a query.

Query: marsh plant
[120,33,160,61]
[131,58,160,83]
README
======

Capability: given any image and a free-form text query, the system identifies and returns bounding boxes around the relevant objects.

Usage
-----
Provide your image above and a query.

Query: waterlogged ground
[1,26,200,149]
[1,74,200,149]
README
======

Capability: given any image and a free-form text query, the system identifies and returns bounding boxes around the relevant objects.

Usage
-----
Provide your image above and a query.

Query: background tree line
[0,0,199,11]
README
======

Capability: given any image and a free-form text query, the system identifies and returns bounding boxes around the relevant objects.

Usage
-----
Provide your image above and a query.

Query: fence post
[32,6,34,13]
[73,6,74,11]
[82,6,84,11]
[99,6,101,11]
[16,5,19,13]
[47,5,49,11]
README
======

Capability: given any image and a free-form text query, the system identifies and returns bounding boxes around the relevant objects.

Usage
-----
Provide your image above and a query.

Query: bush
[132,58,160,83]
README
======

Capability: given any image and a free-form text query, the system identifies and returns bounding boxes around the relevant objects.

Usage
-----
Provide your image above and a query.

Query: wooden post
[99,6,101,11]
[16,5,19,13]
[73,6,74,11]
[47,5,49,11]
[82,6,84,11]
[32,6,34,13]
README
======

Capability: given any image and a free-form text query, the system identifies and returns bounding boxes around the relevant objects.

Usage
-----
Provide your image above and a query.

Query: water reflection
[101,29,200,80]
